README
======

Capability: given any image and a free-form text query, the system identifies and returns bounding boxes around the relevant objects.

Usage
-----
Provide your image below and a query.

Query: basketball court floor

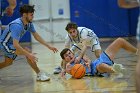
[0,37,137,93]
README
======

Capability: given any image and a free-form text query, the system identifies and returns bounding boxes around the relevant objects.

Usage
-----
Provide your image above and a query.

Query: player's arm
[118,0,139,8]
[83,55,91,68]
[60,60,67,76]
[64,36,71,48]
[13,39,38,63]
[32,32,58,53]
[7,0,17,9]
[77,39,87,60]
[10,24,37,63]
[13,39,30,56]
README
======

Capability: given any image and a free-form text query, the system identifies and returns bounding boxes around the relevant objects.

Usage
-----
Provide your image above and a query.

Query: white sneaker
[36,72,50,81]
[113,63,126,74]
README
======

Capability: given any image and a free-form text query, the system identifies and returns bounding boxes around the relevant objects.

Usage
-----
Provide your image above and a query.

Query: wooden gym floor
[0,37,138,93]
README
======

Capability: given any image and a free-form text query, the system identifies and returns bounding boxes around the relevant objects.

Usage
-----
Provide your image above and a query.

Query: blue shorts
[0,43,17,60]
[90,51,114,77]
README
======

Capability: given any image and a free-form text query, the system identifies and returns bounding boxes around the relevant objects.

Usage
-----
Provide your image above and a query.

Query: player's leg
[97,63,126,74]
[0,44,16,69]
[96,63,114,73]
[15,47,50,81]
[15,47,40,74]
[0,57,14,69]
[105,38,137,60]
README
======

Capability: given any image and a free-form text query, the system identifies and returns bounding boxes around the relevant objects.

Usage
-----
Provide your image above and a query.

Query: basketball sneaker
[53,66,62,74]
[37,72,50,81]
[113,63,126,74]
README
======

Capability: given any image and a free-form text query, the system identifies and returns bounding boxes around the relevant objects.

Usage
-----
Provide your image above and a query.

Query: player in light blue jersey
[0,4,58,81]
[118,0,140,92]
[60,38,138,77]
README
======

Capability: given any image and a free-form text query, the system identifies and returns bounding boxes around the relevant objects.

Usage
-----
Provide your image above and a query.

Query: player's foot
[37,72,50,81]
[113,63,126,74]
[53,66,62,74]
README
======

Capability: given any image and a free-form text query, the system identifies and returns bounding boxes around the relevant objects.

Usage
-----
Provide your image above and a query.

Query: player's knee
[115,38,124,43]
[5,61,13,66]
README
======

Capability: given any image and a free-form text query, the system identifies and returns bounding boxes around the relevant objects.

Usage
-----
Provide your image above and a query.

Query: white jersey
[65,27,101,52]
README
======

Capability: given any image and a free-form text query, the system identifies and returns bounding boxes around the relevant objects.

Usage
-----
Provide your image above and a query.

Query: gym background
[1,0,139,42]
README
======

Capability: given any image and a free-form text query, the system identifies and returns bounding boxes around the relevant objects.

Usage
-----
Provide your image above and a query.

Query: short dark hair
[20,4,35,15]
[65,22,78,31]
[60,48,71,59]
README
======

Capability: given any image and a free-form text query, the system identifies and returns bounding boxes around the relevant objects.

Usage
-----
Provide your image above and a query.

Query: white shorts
[70,37,101,60]
[70,37,101,53]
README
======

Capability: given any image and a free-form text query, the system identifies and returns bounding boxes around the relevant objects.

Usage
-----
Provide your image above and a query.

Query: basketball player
[0,4,58,81]
[54,22,102,74]
[60,38,138,77]
[118,0,140,92]
[0,0,17,33]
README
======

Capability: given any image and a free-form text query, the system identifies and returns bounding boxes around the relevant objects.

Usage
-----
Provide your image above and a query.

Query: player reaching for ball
[60,38,138,77]
[0,4,58,81]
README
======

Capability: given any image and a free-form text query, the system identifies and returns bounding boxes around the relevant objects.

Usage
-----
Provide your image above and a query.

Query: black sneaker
[53,66,62,74]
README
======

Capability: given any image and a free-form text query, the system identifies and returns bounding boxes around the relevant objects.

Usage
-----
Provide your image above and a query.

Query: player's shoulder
[8,18,23,30]
[77,27,86,31]
[10,18,23,26]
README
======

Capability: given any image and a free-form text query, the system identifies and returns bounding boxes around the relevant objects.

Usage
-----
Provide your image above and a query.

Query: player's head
[65,22,78,38]
[60,48,74,62]
[20,4,35,23]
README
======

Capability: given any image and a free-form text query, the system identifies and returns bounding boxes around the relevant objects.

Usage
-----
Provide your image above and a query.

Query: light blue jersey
[0,18,36,59]
[90,52,114,77]
[70,58,91,74]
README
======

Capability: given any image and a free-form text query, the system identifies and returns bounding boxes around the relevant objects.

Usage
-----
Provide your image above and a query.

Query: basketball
[70,64,86,79]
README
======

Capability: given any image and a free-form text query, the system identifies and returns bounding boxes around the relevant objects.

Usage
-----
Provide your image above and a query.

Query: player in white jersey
[65,25,101,58]
[118,0,140,92]
[54,22,102,74]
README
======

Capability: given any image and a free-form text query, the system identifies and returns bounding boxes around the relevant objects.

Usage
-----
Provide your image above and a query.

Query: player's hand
[60,70,66,77]
[85,62,90,69]
[48,46,58,53]
[74,57,81,63]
